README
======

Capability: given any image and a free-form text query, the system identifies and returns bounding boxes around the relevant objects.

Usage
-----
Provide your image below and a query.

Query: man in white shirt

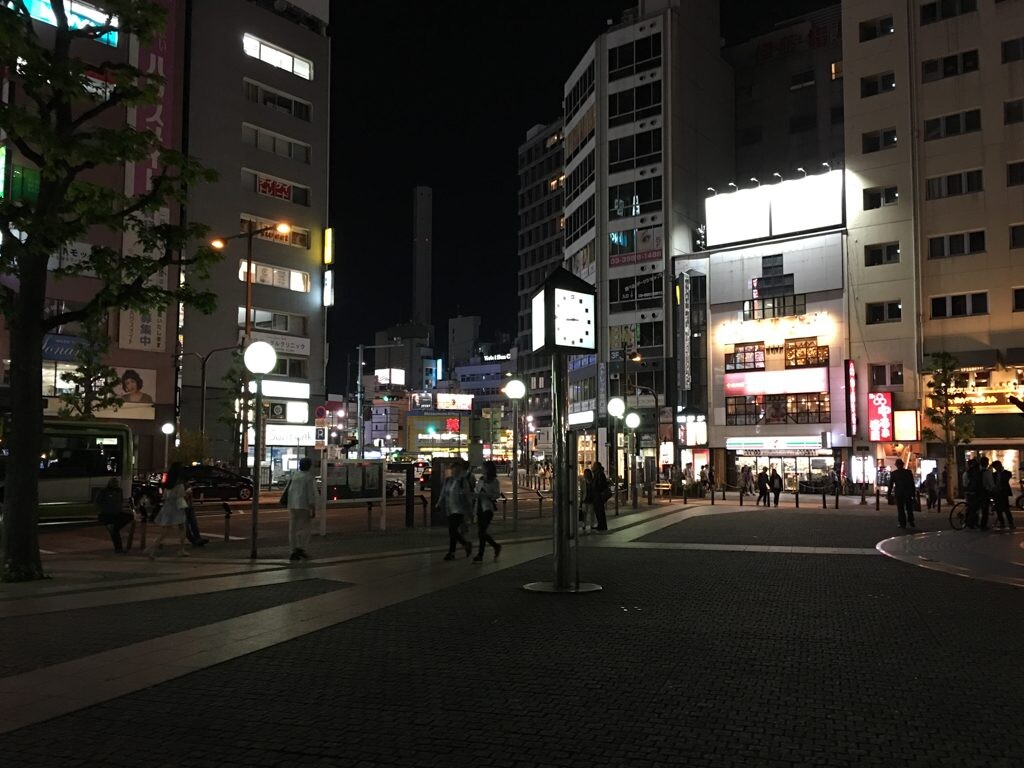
[286,457,318,561]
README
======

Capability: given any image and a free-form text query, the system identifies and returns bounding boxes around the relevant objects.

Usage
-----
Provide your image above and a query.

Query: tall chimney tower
[412,186,432,326]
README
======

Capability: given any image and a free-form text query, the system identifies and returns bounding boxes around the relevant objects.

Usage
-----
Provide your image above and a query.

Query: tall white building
[561,0,733,473]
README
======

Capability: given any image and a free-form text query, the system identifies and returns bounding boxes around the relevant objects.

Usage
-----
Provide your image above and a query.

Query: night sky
[327,0,834,387]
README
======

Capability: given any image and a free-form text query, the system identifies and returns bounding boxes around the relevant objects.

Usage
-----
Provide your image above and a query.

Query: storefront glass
[735,452,835,491]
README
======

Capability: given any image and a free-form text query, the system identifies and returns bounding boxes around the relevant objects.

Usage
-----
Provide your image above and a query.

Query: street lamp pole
[244,341,277,560]
[181,344,241,439]
[607,397,625,516]
[504,378,526,532]
[161,422,174,468]
[625,412,640,509]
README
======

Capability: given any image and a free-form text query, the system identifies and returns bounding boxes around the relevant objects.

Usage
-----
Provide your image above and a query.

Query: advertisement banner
[239,330,310,357]
[436,393,474,411]
[723,368,829,397]
[845,359,857,437]
[867,392,893,442]
[609,225,663,267]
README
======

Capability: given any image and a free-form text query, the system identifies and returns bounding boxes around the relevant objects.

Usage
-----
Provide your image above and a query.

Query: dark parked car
[179,465,254,501]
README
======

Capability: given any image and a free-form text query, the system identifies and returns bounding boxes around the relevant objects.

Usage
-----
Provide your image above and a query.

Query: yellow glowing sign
[323,227,334,265]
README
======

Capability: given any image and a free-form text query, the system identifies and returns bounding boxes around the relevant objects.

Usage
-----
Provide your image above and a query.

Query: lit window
[242,33,313,80]
[238,260,311,293]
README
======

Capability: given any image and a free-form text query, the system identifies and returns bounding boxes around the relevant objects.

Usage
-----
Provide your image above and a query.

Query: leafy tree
[56,314,124,418]
[0,2,219,581]
[216,349,247,469]
[171,428,208,466]
[922,352,975,501]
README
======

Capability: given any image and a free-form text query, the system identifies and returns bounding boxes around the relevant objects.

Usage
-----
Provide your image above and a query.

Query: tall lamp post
[161,422,175,469]
[243,341,277,560]
[504,378,526,532]
[625,412,641,509]
[211,219,290,463]
[607,397,625,515]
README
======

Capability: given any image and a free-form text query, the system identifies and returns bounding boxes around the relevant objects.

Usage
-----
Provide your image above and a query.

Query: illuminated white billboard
[771,171,843,237]
[375,368,406,386]
[436,393,474,411]
[723,368,829,397]
[705,185,770,247]
[705,170,843,247]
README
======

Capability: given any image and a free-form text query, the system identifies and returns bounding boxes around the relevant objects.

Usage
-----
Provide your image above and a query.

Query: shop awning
[921,349,999,372]
[1003,348,1024,367]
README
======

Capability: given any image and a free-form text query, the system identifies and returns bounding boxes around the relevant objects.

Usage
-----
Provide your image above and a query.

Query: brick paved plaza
[1,501,1021,767]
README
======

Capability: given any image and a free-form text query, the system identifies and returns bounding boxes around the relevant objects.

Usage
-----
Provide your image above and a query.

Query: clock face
[553,288,595,350]
[531,291,546,352]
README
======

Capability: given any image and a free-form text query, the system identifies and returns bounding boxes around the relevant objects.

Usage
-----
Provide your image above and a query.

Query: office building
[179,0,331,482]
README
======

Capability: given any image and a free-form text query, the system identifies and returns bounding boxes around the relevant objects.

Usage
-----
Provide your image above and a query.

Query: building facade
[560,0,733,478]
[180,0,330,482]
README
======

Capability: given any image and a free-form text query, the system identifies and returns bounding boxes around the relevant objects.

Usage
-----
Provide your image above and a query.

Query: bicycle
[949,500,967,530]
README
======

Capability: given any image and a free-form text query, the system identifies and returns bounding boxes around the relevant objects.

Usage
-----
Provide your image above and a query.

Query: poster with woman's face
[107,367,157,419]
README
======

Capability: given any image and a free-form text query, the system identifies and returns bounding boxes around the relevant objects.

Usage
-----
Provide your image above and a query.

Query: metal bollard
[834,490,839,510]
[501,495,508,521]
[538,492,545,517]
[647,483,653,506]
[875,488,880,511]
[721,486,726,501]
[795,490,799,508]
[822,491,827,509]
[710,486,715,505]
[223,502,232,542]
[860,483,867,505]
[739,490,744,506]
[683,486,688,504]
[366,502,373,531]
[937,495,942,516]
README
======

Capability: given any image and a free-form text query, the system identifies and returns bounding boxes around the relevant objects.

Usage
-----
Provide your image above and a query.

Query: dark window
[1006,99,1024,124]
[742,295,806,321]
[861,71,895,97]
[1014,287,1024,312]
[1008,161,1024,186]
[928,230,986,257]
[866,301,902,324]
[831,106,844,124]
[738,126,762,146]
[859,16,894,41]
[923,50,979,82]
[1003,37,1024,63]
[921,0,976,25]
[865,242,900,266]
[1011,224,1024,249]
[864,186,898,209]
[933,293,988,317]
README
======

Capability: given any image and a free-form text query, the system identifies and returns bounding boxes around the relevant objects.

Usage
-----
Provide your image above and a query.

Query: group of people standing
[437,459,503,562]
[961,455,1016,531]
[738,465,783,507]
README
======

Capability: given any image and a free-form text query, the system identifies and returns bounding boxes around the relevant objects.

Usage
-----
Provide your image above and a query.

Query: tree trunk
[1,260,46,581]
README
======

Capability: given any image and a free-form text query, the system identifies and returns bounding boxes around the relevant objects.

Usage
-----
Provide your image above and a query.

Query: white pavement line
[0,539,555,735]
[609,541,880,556]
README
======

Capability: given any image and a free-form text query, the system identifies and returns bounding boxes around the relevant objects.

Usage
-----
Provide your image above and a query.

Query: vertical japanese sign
[845,359,857,437]
[119,0,176,352]
[676,274,692,390]
[867,391,893,442]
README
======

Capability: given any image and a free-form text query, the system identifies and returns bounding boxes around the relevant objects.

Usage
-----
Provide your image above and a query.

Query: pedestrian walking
[990,460,1016,530]
[592,461,610,531]
[889,458,916,529]
[769,467,783,507]
[473,461,502,562]
[145,462,190,559]
[923,468,938,510]
[95,477,132,553]
[438,459,474,560]
[285,457,317,562]
[756,467,770,507]
[707,465,717,495]
[579,468,595,533]
[699,465,709,492]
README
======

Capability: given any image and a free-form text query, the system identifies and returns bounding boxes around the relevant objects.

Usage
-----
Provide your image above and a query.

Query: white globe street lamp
[505,377,526,531]
[244,340,277,559]
[625,412,641,509]
[606,397,626,515]
[607,397,625,419]
[160,422,175,469]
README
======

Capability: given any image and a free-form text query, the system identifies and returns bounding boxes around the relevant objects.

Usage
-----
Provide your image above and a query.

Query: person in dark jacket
[95,478,132,553]
[889,458,916,529]
[591,461,610,531]
[756,467,770,507]
[769,467,783,507]
[990,460,1016,530]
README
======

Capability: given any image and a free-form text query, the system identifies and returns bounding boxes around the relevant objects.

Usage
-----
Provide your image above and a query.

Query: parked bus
[0,419,135,521]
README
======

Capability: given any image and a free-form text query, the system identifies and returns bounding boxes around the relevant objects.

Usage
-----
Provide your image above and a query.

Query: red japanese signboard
[256,174,293,202]
[845,359,857,437]
[867,392,893,442]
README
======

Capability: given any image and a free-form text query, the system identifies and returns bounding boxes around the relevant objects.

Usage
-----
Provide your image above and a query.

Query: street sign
[315,417,327,428]
[315,405,327,419]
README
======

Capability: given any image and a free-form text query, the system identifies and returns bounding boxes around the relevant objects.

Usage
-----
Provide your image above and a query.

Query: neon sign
[867,392,893,442]
[845,359,857,437]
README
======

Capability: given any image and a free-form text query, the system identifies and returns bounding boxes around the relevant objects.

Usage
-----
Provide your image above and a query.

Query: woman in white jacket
[473,461,502,562]
[145,462,190,559]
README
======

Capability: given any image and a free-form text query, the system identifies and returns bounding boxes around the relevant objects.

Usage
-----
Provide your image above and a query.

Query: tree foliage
[56,314,124,418]
[0,2,219,580]
[171,427,207,466]
[922,351,975,500]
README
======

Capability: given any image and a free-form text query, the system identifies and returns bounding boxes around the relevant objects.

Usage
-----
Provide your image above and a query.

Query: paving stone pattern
[0,579,350,678]
[641,507,949,548]
[1,548,1022,766]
